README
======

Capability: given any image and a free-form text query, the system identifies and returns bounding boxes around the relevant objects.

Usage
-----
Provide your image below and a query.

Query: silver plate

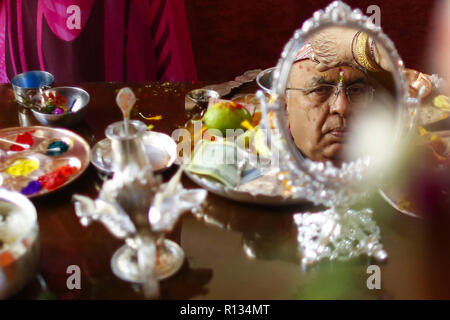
[110,240,184,283]
[91,131,177,175]
[185,170,309,206]
[0,126,91,198]
[379,188,421,219]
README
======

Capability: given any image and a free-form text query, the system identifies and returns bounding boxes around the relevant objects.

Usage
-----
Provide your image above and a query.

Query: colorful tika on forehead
[338,68,344,84]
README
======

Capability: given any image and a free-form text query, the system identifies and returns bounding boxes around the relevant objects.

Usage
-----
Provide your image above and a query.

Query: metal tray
[185,170,309,206]
[0,126,90,198]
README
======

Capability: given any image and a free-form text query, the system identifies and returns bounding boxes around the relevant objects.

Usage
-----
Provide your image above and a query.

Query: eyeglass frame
[286,82,375,106]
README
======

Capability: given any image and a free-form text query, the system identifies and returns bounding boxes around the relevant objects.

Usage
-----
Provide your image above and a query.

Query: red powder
[9,132,34,151]
[58,164,78,177]
[38,171,67,190]
[38,165,78,190]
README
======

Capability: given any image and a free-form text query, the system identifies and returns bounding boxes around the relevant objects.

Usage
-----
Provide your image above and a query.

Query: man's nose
[329,90,350,117]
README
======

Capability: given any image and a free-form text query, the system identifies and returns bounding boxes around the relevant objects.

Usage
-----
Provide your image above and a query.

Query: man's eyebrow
[306,77,334,86]
[305,76,368,87]
[346,77,368,86]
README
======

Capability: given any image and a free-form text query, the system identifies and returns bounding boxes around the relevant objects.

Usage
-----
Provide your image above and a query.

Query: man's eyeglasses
[286,83,374,105]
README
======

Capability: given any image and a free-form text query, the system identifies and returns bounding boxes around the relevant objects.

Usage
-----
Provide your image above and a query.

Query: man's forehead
[290,60,365,86]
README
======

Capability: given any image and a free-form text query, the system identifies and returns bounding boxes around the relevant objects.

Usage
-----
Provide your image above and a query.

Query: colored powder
[37,165,78,190]
[38,170,67,190]
[6,159,39,177]
[46,141,70,156]
[9,132,34,151]
[338,68,344,84]
[21,181,42,195]
[52,107,64,115]
[58,164,78,177]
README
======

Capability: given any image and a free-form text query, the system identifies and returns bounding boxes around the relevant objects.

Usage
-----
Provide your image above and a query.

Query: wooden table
[1,82,450,300]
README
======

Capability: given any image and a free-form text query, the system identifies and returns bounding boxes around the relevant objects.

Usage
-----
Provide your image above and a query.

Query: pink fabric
[0,0,197,82]
[36,0,44,70]
[123,0,197,81]
[153,0,170,78]
[295,42,313,62]
[0,0,7,82]
[165,0,197,81]
[6,0,16,75]
[40,0,94,42]
[126,0,154,81]
[104,0,125,82]
[16,0,26,72]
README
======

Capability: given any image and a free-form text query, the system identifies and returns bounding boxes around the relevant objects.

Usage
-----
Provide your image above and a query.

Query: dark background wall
[185,0,439,81]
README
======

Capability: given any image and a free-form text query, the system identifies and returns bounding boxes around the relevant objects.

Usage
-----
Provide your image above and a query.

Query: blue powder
[46,141,69,156]
[21,180,42,195]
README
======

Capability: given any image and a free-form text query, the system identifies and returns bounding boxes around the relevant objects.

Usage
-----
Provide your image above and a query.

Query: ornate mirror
[257,1,417,266]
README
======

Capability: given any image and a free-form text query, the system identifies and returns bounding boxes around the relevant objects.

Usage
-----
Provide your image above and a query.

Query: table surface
[1,81,450,300]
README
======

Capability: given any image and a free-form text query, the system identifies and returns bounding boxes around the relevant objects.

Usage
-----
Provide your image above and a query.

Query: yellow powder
[6,159,39,177]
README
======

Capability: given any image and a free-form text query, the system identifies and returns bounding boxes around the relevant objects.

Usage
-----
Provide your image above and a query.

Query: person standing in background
[0,0,197,83]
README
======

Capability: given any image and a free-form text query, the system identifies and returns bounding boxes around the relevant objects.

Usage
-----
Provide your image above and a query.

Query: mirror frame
[258,1,413,206]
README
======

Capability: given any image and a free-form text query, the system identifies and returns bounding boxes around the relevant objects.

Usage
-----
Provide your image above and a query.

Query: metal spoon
[0,137,61,153]
[116,87,137,135]
[0,137,32,149]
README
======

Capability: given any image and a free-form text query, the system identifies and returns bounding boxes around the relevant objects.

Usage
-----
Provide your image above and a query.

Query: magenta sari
[0,0,197,83]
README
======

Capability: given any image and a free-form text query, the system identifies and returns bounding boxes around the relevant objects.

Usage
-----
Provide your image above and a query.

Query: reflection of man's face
[287,60,370,164]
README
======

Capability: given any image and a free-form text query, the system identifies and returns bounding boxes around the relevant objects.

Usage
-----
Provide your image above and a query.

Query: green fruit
[203,102,252,135]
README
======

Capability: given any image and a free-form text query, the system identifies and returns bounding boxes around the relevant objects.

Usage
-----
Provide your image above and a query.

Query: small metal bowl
[186,89,220,108]
[11,70,54,107]
[90,131,177,175]
[31,86,90,127]
[0,189,40,299]
[256,67,275,94]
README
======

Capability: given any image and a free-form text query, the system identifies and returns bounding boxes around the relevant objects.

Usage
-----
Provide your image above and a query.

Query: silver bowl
[31,86,90,127]
[11,70,54,107]
[0,189,40,299]
[91,131,178,175]
[186,89,220,108]
[256,67,275,94]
